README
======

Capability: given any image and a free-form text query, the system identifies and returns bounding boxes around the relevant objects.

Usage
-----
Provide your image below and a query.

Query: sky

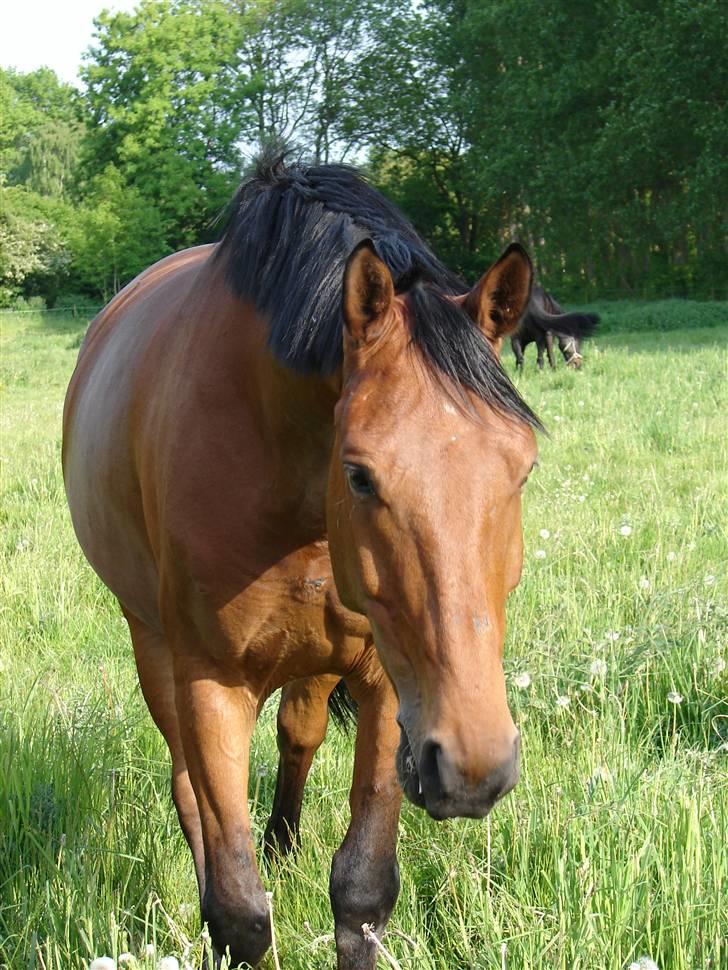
[1,0,140,86]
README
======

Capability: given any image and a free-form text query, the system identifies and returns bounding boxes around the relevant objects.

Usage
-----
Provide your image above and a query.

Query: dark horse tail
[328,679,358,731]
[526,285,599,340]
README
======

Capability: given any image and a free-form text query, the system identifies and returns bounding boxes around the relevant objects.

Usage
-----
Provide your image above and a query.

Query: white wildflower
[639,576,651,590]
[158,959,180,970]
[590,658,608,678]
[605,630,620,642]
[667,691,683,705]
[619,524,632,537]
[513,672,532,689]
[556,695,570,709]
[704,574,716,586]
[16,538,30,552]
[534,548,547,559]
[630,958,659,970]
[578,494,586,502]
[539,528,551,539]
[89,960,116,970]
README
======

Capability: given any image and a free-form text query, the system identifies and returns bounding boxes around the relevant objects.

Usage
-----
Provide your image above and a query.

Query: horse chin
[396,726,427,810]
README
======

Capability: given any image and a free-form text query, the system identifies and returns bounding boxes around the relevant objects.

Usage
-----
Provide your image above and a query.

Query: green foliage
[0,185,75,306]
[1,0,726,303]
[0,67,82,197]
[69,166,166,300]
[81,0,247,248]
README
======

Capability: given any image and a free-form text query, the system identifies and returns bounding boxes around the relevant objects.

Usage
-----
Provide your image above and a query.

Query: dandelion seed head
[143,944,155,958]
[556,695,570,709]
[666,550,676,561]
[639,577,651,590]
[539,528,550,539]
[534,548,547,559]
[158,959,180,970]
[590,658,608,678]
[619,524,632,536]
[704,574,716,586]
[713,657,726,675]
[667,691,683,705]
[89,960,116,970]
[513,672,532,689]
[605,630,620,642]
[117,956,135,967]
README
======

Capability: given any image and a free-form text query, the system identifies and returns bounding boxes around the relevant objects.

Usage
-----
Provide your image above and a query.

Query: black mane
[216,151,540,429]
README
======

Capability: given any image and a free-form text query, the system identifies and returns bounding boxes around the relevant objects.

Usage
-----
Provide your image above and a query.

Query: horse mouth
[396,725,427,810]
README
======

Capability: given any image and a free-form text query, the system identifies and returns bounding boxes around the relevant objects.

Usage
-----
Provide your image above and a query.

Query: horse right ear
[461,243,533,346]
[342,240,395,345]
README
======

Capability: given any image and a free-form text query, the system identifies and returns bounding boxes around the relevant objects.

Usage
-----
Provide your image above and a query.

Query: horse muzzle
[396,725,520,820]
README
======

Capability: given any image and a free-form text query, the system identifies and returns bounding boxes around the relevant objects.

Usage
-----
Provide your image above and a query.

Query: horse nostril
[419,739,447,801]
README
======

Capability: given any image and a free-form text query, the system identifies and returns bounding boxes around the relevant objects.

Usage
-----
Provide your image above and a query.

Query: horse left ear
[342,240,395,345]
[461,243,533,346]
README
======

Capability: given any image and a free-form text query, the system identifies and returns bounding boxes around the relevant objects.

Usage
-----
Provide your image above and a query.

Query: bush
[571,299,728,335]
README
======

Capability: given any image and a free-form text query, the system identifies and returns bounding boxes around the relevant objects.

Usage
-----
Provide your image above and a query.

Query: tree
[69,166,166,300]
[0,183,74,305]
[0,67,82,197]
[81,0,247,249]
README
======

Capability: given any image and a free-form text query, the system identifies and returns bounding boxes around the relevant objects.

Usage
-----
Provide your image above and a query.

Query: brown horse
[62,156,541,968]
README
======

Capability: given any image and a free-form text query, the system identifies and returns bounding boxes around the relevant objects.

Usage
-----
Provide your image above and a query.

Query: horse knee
[202,883,271,967]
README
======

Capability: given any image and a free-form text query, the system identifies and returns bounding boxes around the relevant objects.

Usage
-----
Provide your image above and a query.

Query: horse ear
[342,240,395,344]
[462,243,533,345]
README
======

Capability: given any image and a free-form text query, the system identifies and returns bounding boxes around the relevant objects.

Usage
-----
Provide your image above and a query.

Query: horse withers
[62,157,541,968]
[511,284,599,369]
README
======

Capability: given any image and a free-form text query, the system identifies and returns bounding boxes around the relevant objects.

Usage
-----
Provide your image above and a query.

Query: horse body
[63,157,540,968]
[510,284,599,369]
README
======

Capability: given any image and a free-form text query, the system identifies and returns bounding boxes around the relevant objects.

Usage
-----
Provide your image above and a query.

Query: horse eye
[344,463,376,497]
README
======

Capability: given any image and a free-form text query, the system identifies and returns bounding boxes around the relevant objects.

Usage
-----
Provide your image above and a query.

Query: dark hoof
[202,887,271,968]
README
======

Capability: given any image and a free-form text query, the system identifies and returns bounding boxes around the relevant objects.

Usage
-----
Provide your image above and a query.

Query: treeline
[1,0,726,308]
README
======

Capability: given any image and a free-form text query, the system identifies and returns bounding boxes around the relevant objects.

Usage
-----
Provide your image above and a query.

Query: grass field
[1,304,727,970]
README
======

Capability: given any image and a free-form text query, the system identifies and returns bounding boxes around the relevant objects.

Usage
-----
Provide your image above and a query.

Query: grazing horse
[62,156,542,969]
[510,284,599,369]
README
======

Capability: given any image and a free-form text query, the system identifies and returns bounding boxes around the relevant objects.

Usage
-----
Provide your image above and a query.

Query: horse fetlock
[202,883,271,967]
[334,924,378,970]
[330,847,400,939]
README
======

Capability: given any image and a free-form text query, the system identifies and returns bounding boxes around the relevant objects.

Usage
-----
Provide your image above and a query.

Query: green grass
[1,308,726,970]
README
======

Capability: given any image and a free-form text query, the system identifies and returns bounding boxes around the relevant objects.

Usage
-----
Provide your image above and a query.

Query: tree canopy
[1,0,725,306]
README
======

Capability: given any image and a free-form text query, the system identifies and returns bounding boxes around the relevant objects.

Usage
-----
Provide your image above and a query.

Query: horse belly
[63,307,162,630]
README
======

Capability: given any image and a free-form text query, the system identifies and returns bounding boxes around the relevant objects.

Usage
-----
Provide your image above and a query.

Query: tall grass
[1,309,726,969]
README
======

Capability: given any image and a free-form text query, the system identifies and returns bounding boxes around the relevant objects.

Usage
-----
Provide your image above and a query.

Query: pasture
[1,304,726,969]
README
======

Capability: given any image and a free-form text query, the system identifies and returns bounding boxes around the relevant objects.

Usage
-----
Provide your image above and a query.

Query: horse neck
[185,261,340,540]
[255,355,340,533]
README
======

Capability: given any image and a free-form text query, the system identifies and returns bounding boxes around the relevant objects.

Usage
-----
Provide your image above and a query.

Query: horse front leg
[173,649,270,967]
[545,330,557,368]
[536,336,546,369]
[264,673,341,858]
[511,335,524,370]
[330,651,402,970]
